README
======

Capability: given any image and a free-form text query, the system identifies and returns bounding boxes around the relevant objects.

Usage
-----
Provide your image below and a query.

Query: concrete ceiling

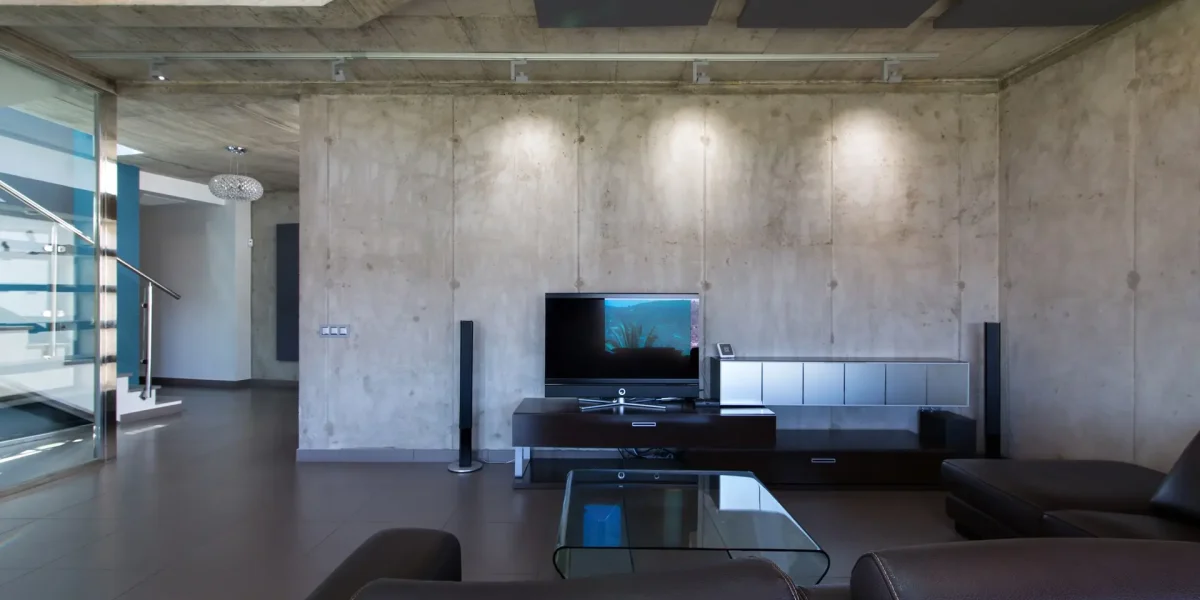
[1,0,1141,191]
[5,0,1098,83]
[14,93,299,191]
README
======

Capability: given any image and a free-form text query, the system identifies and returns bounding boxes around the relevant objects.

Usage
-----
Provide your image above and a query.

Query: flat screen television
[544,293,700,399]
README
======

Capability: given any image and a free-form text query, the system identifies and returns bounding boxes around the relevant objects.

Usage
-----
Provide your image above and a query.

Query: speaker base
[447,460,483,474]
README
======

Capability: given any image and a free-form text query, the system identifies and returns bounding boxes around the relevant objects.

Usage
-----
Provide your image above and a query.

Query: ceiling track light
[148,58,167,81]
[692,60,711,84]
[883,59,903,84]
[78,51,939,64]
[510,59,529,83]
[331,58,347,82]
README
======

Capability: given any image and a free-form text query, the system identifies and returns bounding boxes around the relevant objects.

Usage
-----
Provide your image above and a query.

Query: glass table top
[554,469,829,583]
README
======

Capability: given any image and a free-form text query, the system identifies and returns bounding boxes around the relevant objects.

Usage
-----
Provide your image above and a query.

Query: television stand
[578,397,669,412]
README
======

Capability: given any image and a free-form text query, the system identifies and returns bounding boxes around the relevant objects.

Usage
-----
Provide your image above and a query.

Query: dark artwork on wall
[276,223,299,362]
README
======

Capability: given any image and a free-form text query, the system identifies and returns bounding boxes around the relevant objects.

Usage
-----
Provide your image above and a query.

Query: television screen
[545,294,700,383]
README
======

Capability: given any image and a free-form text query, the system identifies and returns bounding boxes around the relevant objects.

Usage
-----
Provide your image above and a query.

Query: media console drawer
[511,398,775,449]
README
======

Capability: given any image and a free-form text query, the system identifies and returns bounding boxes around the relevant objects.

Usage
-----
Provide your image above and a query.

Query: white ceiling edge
[139,191,186,206]
[140,171,224,206]
[0,134,225,206]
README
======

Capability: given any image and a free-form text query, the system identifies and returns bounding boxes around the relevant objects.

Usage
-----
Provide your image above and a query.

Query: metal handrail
[0,177,181,300]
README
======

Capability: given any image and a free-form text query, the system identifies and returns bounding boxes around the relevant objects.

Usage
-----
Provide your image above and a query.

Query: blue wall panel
[117,163,140,376]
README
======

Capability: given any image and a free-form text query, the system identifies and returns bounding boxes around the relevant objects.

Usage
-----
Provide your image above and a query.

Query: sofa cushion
[1152,431,1200,524]
[851,539,1200,600]
[304,529,461,600]
[1043,510,1200,541]
[942,459,1164,535]
[354,558,799,600]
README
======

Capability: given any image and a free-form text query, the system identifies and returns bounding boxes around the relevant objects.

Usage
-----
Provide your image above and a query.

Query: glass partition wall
[0,55,110,492]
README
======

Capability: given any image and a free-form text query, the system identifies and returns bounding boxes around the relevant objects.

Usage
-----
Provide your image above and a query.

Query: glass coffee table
[554,469,828,582]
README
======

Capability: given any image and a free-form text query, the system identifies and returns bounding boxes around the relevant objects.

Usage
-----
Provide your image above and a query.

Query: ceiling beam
[1000,0,1179,88]
[116,79,1000,97]
[0,28,114,92]
[75,50,941,63]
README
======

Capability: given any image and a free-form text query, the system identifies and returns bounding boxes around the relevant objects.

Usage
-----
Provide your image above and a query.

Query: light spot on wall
[506,114,560,165]
[838,108,902,168]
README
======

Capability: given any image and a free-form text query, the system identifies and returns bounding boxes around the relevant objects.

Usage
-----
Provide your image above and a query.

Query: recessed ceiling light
[149,58,168,82]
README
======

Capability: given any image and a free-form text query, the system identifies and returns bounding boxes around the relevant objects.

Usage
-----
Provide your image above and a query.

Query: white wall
[140,199,251,381]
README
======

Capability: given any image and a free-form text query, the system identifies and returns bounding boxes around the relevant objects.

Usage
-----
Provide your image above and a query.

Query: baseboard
[250,379,299,389]
[117,401,184,423]
[149,377,251,389]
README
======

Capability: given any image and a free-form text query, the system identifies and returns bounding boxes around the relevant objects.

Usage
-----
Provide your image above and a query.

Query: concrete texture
[300,91,999,451]
[250,190,300,382]
[1000,0,1200,471]
[452,95,578,448]
[579,96,706,293]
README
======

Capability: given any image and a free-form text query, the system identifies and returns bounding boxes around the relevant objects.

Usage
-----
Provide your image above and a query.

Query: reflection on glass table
[554,469,829,583]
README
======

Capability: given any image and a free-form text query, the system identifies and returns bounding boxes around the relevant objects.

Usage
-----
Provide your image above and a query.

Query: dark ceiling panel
[737,0,938,28]
[534,0,717,28]
[935,0,1158,28]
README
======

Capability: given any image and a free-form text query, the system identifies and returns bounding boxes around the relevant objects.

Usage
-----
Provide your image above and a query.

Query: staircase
[1,178,184,442]
[116,374,182,422]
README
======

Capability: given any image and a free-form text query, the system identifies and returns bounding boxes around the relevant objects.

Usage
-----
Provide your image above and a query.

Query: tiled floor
[0,388,962,600]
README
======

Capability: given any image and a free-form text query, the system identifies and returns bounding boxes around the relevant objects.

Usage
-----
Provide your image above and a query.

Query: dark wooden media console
[512,398,776,449]
[510,398,970,489]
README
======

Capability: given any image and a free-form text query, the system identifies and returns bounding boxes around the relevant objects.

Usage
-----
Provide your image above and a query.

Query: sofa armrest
[353,558,796,600]
[303,528,461,600]
[851,539,1200,600]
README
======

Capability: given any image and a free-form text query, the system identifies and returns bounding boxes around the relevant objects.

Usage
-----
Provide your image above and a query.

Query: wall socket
[319,325,350,337]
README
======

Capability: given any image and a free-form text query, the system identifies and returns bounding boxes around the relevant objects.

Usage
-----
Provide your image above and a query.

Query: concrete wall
[299,92,998,452]
[141,199,252,382]
[1000,0,1200,471]
[251,191,300,382]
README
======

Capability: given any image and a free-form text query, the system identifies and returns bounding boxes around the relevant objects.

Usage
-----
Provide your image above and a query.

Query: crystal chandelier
[208,146,264,202]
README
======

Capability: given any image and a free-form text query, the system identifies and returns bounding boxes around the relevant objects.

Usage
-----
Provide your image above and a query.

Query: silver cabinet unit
[718,361,763,406]
[762,362,804,406]
[716,358,968,408]
[802,363,844,406]
[845,363,885,406]
[927,364,970,407]
[885,364,927,405]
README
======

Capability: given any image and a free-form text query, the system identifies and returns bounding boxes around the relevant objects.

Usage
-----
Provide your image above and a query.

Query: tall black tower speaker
[984,322,1004,459]
[449,320,482,473]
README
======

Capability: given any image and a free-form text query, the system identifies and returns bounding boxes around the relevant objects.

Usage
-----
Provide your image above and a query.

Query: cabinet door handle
[811,458,837,464]
[632,422,657,428]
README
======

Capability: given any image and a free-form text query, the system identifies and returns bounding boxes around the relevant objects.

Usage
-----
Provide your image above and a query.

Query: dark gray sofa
[943,430,1200,540]
[304,529,1200,600]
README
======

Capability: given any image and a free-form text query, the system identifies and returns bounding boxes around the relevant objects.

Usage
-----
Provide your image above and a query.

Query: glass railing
[0,56,99,492]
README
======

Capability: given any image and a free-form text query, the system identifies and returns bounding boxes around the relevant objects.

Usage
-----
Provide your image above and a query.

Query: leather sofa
[943,430,1200,540]
[304,529,1200,600]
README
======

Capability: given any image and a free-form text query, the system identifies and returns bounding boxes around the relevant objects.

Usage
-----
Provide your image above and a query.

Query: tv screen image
[545,294,700,388]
